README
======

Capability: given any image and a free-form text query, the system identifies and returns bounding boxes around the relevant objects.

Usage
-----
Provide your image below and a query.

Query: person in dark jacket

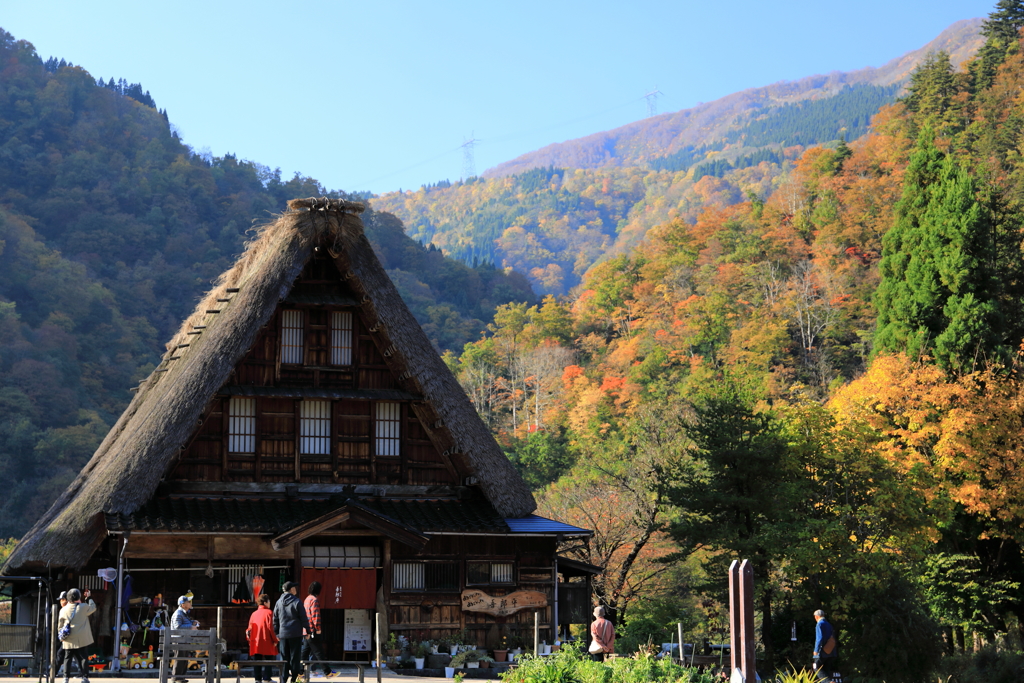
[273,582,309,683]
[812,610,837,680]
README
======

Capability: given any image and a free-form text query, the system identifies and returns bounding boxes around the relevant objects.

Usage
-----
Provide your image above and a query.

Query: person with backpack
[58,588,96,683]
[812,610,838,680]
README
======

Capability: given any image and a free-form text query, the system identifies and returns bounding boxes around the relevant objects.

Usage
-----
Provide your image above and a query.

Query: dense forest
[439,3,1024,681]
[0,28,534,540]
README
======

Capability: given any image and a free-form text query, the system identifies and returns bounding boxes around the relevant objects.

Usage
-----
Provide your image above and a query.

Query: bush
[933,646,1024,683]
[500,645,718,683]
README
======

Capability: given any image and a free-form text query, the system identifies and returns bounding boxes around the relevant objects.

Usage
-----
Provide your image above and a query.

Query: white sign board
[343,609,372,651]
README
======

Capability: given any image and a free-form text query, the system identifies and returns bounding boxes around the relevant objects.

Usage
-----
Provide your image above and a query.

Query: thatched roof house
[4,198,540,573]
[4,198,594,655]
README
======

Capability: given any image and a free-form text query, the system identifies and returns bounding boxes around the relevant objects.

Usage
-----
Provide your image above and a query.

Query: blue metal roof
[504,514,591,536]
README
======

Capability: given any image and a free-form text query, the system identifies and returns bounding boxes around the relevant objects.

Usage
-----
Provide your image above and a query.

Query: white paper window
[375,402,401,456]
[331,311,353,365]
[300,400,331,455]
[393,562,424,591]
[491,562,514,584]
[228,397,256,454]
[281,310,304,364]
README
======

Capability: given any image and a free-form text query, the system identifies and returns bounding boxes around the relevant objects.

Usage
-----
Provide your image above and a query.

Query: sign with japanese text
[461,589,547,616]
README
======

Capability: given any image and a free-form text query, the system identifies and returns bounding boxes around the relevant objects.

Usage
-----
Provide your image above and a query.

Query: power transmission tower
[461,133,478,180]
[644,87,663,118]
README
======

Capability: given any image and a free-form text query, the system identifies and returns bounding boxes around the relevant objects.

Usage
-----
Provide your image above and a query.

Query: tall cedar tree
[668,387,797,671]
[972,0,1024,93]
[874,128,1009,372]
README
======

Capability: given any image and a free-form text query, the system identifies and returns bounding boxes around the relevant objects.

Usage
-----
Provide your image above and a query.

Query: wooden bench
[303,660,378,683]
[158,628,221,683]
[232,658,288,683]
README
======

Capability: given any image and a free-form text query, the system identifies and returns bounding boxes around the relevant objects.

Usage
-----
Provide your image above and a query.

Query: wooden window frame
[280,309,305,365]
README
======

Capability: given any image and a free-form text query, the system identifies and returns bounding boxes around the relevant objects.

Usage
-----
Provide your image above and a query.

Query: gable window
[375,402,401,456]
[466,561,515,586]
[227,397,256,454]
[299,400,331,454]
[281,310,304,364]
[331,311,354,365]
[393,561,458,592]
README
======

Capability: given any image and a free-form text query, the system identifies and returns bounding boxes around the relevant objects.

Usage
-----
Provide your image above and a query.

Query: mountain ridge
[483,18,983,178]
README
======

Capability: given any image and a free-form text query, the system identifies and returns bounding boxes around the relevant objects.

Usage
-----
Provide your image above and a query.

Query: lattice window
[281,310,304,364]
[301,546,380,568]
[375,402,401,456]
[300,400,331,455]
[331,311,354,366]
[228,397,256,454]
[393,561,458,592]
[467,561,515,586]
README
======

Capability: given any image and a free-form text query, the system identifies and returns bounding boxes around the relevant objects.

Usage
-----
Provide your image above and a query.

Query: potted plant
[385,632,401,657]
[412,642,429,670]
[450,649,484,669]
[493,635,508,662]
[477,654,495,669]
[444,634,460,656]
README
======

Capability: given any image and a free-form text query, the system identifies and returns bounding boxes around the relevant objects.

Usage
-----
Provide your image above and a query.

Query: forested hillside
[374,20,984,298]
[439,4,1024,681]
[0,28,534,539]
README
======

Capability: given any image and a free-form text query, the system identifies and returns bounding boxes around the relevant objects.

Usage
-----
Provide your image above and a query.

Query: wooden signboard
[461,589,547,617]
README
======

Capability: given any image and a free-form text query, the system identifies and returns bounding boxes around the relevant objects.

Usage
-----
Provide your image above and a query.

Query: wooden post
[375,612,382,683]
[50,606,57,683]
[728,560,756,683]
[216,607,223,683]
[534,611,540,656]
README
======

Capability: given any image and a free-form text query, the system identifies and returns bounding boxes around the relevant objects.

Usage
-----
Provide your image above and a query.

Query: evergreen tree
[874,128,1002,371]
[902,51,960,132]
[971,0,1024,93]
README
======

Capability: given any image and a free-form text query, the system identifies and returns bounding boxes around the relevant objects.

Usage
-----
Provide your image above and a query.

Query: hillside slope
[374,19,984,296]
[486,19,982,177]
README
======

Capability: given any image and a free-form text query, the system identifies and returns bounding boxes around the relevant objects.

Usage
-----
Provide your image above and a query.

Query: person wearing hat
[58,588,96,683]
[273,582,309,683]
[170,595,199,683]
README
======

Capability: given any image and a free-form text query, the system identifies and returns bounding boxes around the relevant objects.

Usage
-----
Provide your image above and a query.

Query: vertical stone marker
[729,559,757,683]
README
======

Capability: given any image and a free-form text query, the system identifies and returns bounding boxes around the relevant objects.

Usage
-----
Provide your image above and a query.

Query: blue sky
[4,1,997,195]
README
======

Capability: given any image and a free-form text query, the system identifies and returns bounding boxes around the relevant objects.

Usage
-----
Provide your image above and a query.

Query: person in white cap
[170,595,199,683]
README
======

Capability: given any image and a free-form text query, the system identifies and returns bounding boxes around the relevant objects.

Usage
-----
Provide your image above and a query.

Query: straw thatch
[3,198,535,573]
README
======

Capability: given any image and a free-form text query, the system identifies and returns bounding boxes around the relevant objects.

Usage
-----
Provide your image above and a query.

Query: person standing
[589,606,615,662]
[273,582,309,683]
[171,595,200,683]
[812,609,837,680]
[301,582,333,678]
[52,592,68,679]
[246,595,278,683]
[58,588,96,683]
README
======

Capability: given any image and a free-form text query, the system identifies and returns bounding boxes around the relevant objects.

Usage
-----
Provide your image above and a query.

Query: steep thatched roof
[4,198,535,573]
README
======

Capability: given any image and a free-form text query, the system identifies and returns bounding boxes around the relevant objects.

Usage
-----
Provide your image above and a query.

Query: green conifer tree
[874,128,1000,371]
[971,0,1024,93]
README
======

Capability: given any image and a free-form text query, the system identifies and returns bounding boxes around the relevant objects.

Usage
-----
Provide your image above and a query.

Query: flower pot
[493,650,507,662]
[466,662,480,669]
[480,661,489,669]
[450,645,459,656]
[387,649,401,657]
[444,667,455,678]
[431,646,439,654]
[542,644,551,655]
[414,658,425,670]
